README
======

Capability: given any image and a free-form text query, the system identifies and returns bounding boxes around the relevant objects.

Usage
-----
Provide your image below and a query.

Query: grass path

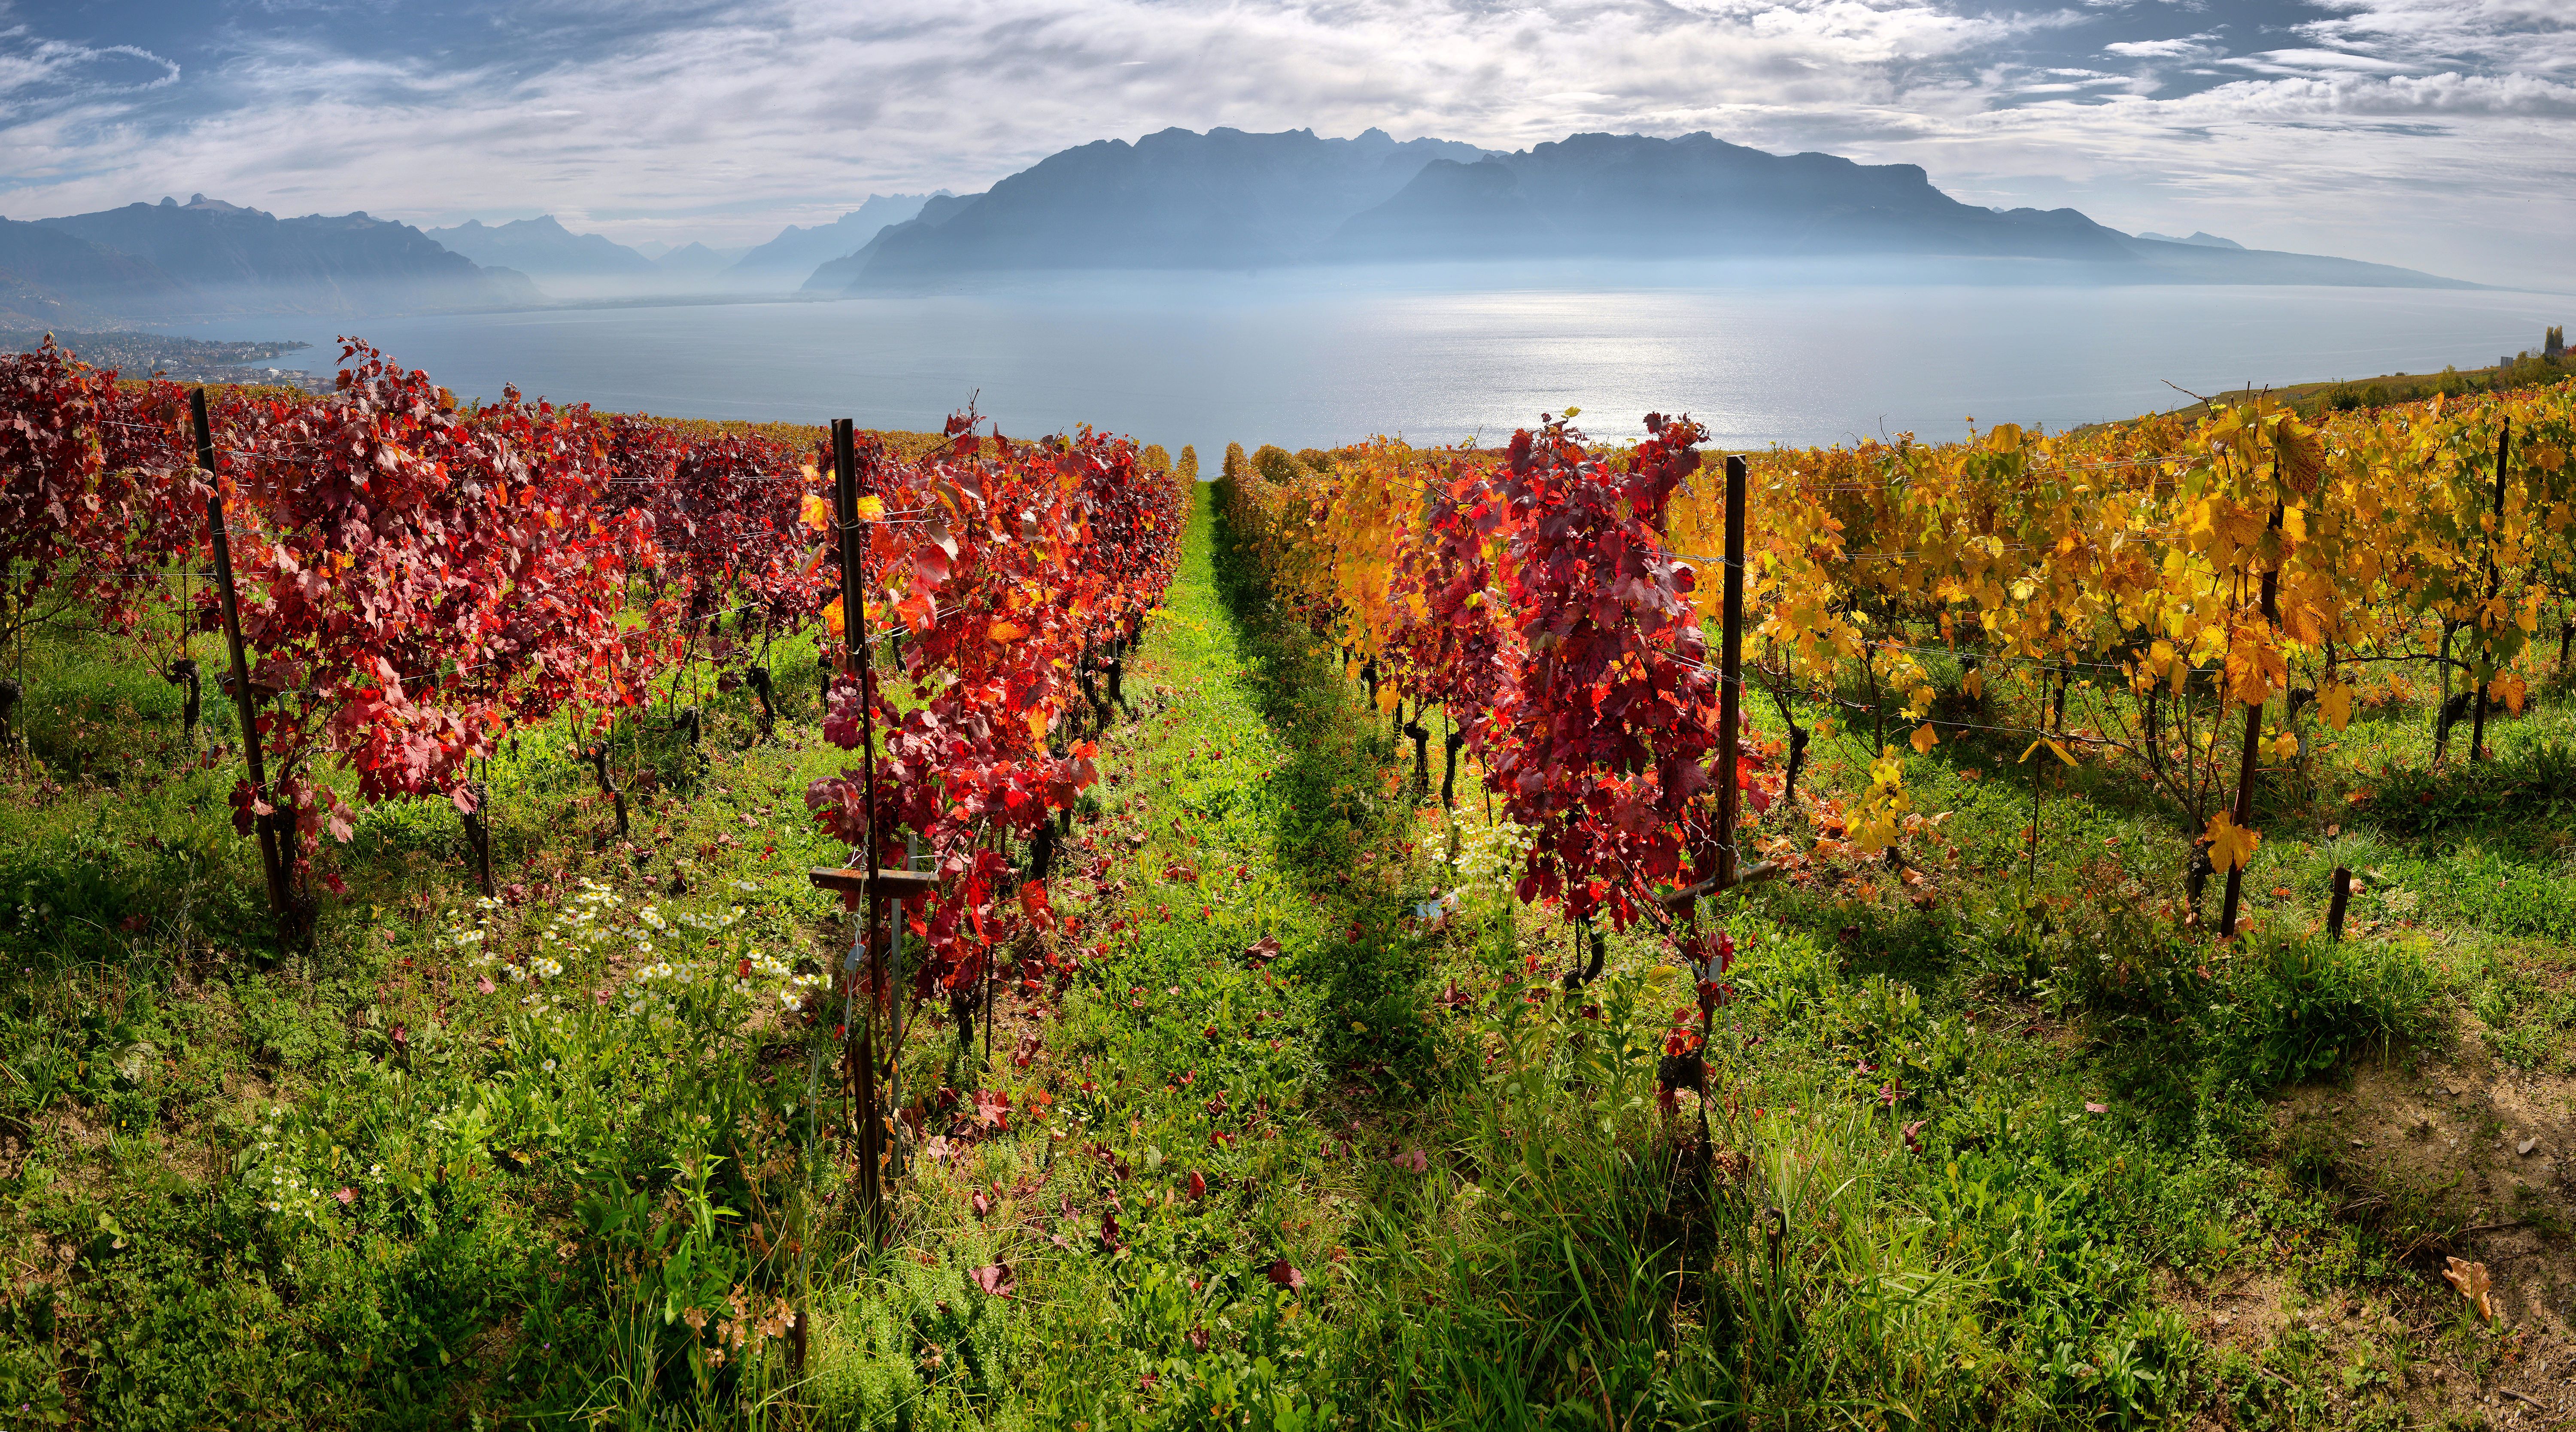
[802,477,1437,1428]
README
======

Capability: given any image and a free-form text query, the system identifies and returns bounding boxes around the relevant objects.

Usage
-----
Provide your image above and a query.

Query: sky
[2,0,2569,288]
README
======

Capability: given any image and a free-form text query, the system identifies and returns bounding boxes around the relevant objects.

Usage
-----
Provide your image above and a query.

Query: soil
[2270,1010,2576,1422]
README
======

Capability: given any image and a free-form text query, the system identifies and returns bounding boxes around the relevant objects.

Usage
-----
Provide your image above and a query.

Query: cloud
[0,0,2564,287]
[2103,35,2220,60]
[0,31,179,110]
[2228,47,2421,75]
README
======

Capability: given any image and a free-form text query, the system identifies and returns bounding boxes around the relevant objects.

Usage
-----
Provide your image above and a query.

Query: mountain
[801,193,984,291]
[0,218,196,318]
[724,194,942,287]
[424,215,656,279]
[812,127,2470,291]
[653,242,750,278]
[38,195,539,315]
[2136,231,2246,251]
[1326,133,2138,263]
[850,128,1489,284]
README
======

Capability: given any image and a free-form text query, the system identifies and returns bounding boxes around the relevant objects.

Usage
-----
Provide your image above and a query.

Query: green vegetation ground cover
[3,483,2572,1428]
[2114,345,2572,430]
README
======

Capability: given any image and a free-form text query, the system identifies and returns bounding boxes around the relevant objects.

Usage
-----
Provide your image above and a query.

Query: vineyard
[2,333,2575,1429]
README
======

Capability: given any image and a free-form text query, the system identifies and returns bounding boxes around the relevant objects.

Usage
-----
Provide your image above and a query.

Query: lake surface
[171,267,2566,457]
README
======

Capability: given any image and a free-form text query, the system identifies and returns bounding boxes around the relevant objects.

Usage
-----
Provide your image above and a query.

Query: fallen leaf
[2442,1257,2494,1322]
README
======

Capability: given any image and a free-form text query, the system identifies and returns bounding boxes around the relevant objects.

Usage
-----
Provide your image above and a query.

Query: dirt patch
[2270,1019,2576,1421]
[2159,1264,2291,1350]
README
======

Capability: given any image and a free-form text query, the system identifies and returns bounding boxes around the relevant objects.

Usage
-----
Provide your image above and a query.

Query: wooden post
[1713,454,1747,892]
[196,389,290,929]
[2327,866,2351,942]
[829,416,888,1240]
[2469,419,2509,763]
[2220,502,2286,939]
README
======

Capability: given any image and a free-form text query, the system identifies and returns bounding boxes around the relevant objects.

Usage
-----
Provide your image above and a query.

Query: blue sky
[3,0,2569,287]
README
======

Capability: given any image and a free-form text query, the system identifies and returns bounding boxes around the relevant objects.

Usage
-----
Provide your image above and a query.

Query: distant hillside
[654,242,750,279]
[0,219,195,320]
[0,269,104,328]
[425,215,655,279]
[2111,235,2470,287]
[726,194,941,287]
[2136,231,2245,251]
[37,195,538,316]
[816,127,2473,291]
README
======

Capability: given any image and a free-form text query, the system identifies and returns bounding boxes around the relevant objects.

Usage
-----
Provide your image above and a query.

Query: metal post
[195,389,290,927]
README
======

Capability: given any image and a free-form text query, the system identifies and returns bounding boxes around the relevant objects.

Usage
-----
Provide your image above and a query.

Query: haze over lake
[172,267,2562,456]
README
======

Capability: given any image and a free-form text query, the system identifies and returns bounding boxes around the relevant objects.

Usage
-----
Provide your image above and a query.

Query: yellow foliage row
[1219,381,2576,865]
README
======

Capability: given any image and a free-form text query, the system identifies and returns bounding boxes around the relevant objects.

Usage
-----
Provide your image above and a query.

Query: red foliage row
[2,339,1188,964]
[806,416,1188,1007]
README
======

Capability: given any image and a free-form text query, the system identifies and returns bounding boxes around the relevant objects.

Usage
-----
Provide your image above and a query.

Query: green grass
[2,488,2570,1426]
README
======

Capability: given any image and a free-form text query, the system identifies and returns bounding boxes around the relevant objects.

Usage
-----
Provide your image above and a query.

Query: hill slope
[0,219,197,319]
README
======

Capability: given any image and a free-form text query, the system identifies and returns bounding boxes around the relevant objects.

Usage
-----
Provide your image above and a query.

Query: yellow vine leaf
[2205,813,2259,872]
[1911,723,1938,755]
[2224,635,2285,707]
[2319,683,2353,731]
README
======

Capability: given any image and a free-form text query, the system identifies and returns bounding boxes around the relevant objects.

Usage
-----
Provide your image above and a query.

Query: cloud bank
[0,0,2567,288]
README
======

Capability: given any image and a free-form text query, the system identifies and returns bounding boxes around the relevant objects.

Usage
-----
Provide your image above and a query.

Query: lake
[171,265,2566,457]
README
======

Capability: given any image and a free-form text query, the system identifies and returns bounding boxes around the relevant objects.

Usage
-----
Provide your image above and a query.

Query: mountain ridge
[33,194,538,318]
[0,129,2480,320]
[853,127,1492,282]
[826,128,2474,292]
[723,194,943,287]
[425,215,656,279]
